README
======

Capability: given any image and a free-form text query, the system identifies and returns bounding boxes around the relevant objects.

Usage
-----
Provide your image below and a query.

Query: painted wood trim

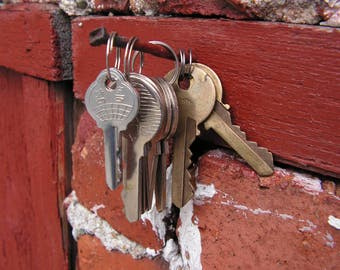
[0,4,72,81]
[72,16,340,177]
[0,67,69,269]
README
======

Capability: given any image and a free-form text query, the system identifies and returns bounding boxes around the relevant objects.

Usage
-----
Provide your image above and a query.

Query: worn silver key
[166,65,216,208]
[121,73,166,222]
[139,77,172,212]
[151,77,178,211]
[142,77,178,212]
[195,63,274,176]
[129,40,179,212]
[85,69,139,190]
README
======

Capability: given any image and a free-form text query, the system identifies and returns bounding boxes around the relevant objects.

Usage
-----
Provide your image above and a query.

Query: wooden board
[0,4,72,81]
[0,67,69,270]
[72,16,340,178]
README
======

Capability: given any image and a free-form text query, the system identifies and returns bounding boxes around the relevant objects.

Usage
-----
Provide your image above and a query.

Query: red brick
[72,111,162,250]
[195,150,340,269]
[77,235,168,270]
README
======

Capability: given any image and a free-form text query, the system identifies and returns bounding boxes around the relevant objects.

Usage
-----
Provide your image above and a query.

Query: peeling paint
[252,208,272,215]
[279,213,294,220]
[90,204,105,215]
[64,191,158,259]
[291,172,323,195]
[217,189,338,248]
[219,190,318,230]
[194,183,217,205]
[178,201,202,270]
[324,232,336,248]
[328,215,340,229]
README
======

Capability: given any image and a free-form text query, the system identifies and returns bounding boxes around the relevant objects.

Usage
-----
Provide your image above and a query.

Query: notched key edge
[205,101,274,176]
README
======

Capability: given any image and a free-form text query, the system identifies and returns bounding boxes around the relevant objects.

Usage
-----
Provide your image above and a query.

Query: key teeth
[181,118,197,206]
[238,133,273,166]
[229,123,273,165]
[231,125,246,140]
[211,102,274,175]
[185,127,196,173]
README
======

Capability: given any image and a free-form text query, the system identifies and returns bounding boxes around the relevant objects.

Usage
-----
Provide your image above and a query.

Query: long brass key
[204,102,274,176]
[167,66,216,208]
[195,63,274,176]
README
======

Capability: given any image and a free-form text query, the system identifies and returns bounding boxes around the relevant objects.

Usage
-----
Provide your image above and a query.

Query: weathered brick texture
[70,109,340,269]
[72,111,162,250]
[77,236,168,270]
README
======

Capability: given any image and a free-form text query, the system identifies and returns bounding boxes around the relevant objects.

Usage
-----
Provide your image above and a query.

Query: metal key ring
[179,49,186,77]
[123,36,138,79]
[131,40,180,85]
[130,50,144,74]
[149,41,179,85]
[106,32,121,82]
[185,49,193,76]
[179,49,193,78]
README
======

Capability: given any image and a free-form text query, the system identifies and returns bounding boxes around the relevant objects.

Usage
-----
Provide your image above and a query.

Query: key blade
[141,155,149,214]
[155,141,168,212]
[205,102,274,176]
[121,133,143,223]
[103,126,118,189]
[172,117,196,208]
[146,142,161,211]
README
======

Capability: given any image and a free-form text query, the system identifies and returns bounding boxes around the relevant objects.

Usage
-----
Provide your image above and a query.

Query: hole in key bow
[178,73,192,90]
[105,78,117,91]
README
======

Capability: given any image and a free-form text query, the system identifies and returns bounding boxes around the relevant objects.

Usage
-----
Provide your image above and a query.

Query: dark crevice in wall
[63,81,78,270]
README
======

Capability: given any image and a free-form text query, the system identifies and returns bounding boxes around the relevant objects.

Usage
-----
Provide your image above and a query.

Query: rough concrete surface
[55,0,340,26]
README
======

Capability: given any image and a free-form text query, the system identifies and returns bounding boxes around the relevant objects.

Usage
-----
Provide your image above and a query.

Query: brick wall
[65,111,340,269]
[63,2,340,269]
[0,2,339,269]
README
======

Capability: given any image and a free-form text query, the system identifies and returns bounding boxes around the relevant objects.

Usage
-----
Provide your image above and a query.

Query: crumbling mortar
[57,0,340,27]
[64,191,159,259]
[65,164,218,269]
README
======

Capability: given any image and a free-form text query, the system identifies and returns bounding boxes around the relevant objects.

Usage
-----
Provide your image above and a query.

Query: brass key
[204,101,274,176]
[166,66,216,208]
[195,62,274,176]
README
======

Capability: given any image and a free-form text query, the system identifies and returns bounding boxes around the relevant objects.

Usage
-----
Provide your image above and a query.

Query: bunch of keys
[84,32,274,222]
[166,58,274,208]
[85,35,180,222]
[121,40,182,221]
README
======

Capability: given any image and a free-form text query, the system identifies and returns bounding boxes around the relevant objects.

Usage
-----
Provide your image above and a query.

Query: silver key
[121,73,166,222]
[151,77,178,211]
[85,69,139,190]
